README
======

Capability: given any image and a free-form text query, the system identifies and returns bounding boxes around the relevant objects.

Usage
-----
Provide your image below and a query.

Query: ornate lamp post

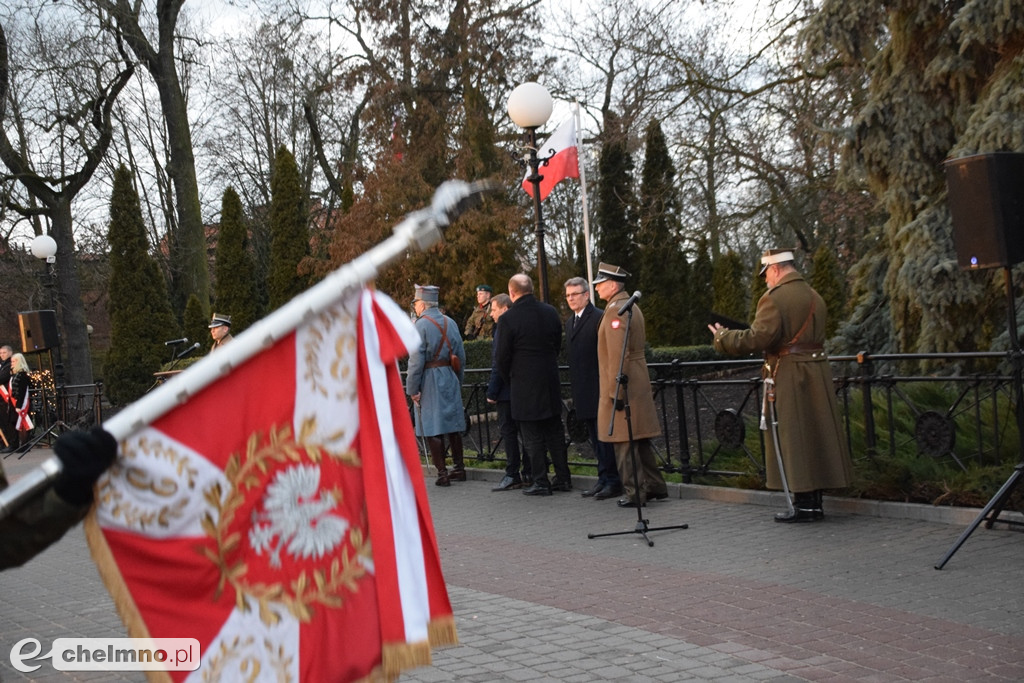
[507,82,554,302]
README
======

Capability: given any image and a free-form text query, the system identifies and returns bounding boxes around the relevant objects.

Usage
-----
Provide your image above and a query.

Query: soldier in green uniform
[709,249,853,522]
[0,427,117,569]
[463,285,494,340]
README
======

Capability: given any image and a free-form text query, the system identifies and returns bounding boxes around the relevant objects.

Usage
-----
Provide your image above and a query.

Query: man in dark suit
[496,273,572,495]
[486,294,530,490]
[564,278,623,500]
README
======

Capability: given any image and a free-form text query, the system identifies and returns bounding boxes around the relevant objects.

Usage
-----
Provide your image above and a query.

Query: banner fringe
[428,616,459,648]
[381,639,432,677]
[84,509,172,683]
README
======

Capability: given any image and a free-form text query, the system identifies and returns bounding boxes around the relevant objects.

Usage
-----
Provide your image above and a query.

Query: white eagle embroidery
[248,464,349,568]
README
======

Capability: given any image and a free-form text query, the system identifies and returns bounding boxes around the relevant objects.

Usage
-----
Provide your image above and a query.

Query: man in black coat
[564,278,623,500]
[486,294,530,490]
[496,274,572,495]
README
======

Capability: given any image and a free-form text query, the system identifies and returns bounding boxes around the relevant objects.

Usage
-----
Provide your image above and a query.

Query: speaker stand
[936,266,1024,569]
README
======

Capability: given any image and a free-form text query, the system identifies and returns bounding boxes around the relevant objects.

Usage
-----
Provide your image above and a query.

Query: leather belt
[774,343,825,357]
[424,359,451,368]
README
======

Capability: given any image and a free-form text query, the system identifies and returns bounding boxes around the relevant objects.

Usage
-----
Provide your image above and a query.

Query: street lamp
[30,233,58,265]
[29,233,65,395]
[508,82,554,303]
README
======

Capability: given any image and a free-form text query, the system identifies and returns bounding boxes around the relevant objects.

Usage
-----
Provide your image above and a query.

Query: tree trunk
[50,199,93,387]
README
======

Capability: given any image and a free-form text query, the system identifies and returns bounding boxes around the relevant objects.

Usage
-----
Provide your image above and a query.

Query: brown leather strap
[424,359,451,368]
[422,314,452,361]
[776,343,825,357]
[786,297,816,347]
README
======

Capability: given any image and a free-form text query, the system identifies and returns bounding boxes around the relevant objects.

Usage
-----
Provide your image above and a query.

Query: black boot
[427,437,449,486]
[811,489,824,519]
[774,492,819,523]
[447,433,466,481]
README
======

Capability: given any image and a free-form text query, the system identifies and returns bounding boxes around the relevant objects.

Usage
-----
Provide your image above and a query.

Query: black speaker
[19,310,60,352]
[945,152,1024,269]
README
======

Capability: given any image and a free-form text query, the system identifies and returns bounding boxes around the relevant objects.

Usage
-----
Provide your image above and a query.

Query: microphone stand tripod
[936,265,1024,568]
[588,304,688,546]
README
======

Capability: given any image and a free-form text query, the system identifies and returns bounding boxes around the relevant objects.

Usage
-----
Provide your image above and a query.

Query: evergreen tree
[712,251,747,324]
[104,165,177,405]
[268,145,310,310]
[184,294,210,355]
[687,240,714,345]
[810,244,845,340]
[595,111,637,267]
[802,2,1023,353]
[749,262,768,323]
[214,187,260,332]
[636,120,686,345]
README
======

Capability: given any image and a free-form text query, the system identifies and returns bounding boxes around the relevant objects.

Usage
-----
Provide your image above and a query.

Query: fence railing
[26,352,1017,481]
[434,351,1021,481]
[27,382,104,445]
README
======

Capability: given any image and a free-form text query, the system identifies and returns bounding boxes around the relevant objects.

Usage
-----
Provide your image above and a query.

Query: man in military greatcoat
[593,263,669,508]
[709,248,853,522]
[406,285,467,487]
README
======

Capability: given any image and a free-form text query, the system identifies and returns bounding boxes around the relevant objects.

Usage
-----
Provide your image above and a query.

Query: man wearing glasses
[564,278,622,500]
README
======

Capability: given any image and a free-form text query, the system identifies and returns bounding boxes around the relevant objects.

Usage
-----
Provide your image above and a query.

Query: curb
[445,466,1021,528]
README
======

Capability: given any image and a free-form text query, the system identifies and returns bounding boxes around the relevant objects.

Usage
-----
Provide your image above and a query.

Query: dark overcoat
[485,324,509,402]
[496,294,562,422]
[596,289,661,442]
[713,270,853,492]
[565,302,603,420]
[406,307,466,437]
[0,461,86,569]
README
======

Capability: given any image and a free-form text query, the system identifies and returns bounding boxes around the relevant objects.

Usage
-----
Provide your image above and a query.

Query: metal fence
[26,382,104,446]
[446,351,1022,481]
[24,351,1019,481]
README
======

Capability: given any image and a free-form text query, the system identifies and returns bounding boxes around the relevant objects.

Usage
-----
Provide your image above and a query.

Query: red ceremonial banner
[86,289,456,682]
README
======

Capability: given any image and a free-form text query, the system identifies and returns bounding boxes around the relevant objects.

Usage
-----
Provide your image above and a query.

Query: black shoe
[448,467,467,482]
[580,482,603,498]
[593,484,623,500]
[616,497,645,508]
[774,508,818,523]
[522,483,552,496]
[647,490,669,501]
[550,481,572,492]
[492,475,523,492]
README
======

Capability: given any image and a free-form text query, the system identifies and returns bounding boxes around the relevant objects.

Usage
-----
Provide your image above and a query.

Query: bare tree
[81,0,210,315]
[0,8,133,386]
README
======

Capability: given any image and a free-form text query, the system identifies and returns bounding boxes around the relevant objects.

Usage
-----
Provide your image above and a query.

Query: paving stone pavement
[3,447,1024,681]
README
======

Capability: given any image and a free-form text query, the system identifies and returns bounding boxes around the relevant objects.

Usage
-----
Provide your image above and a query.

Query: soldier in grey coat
[406,285,467,486]
[710,249,854,523]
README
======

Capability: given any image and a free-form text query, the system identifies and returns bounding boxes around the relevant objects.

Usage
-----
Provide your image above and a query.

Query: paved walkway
[3,447,1024,681]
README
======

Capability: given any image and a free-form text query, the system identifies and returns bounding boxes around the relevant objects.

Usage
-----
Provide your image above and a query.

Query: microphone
[618,291,642,315]
[164,337,188,346]
[176,342,201,359]
[0,456,63,520]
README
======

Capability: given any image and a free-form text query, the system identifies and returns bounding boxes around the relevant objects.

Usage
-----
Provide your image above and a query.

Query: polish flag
[522,117,580,201]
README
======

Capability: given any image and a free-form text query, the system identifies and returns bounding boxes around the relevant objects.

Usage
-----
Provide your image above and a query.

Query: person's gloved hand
[52,427,118,506]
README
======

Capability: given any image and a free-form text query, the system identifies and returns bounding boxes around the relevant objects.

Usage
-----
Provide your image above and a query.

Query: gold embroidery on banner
[202,635,294,683]
[97,435,199,530]
[201,421,371,626]
[303,307,358,401]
